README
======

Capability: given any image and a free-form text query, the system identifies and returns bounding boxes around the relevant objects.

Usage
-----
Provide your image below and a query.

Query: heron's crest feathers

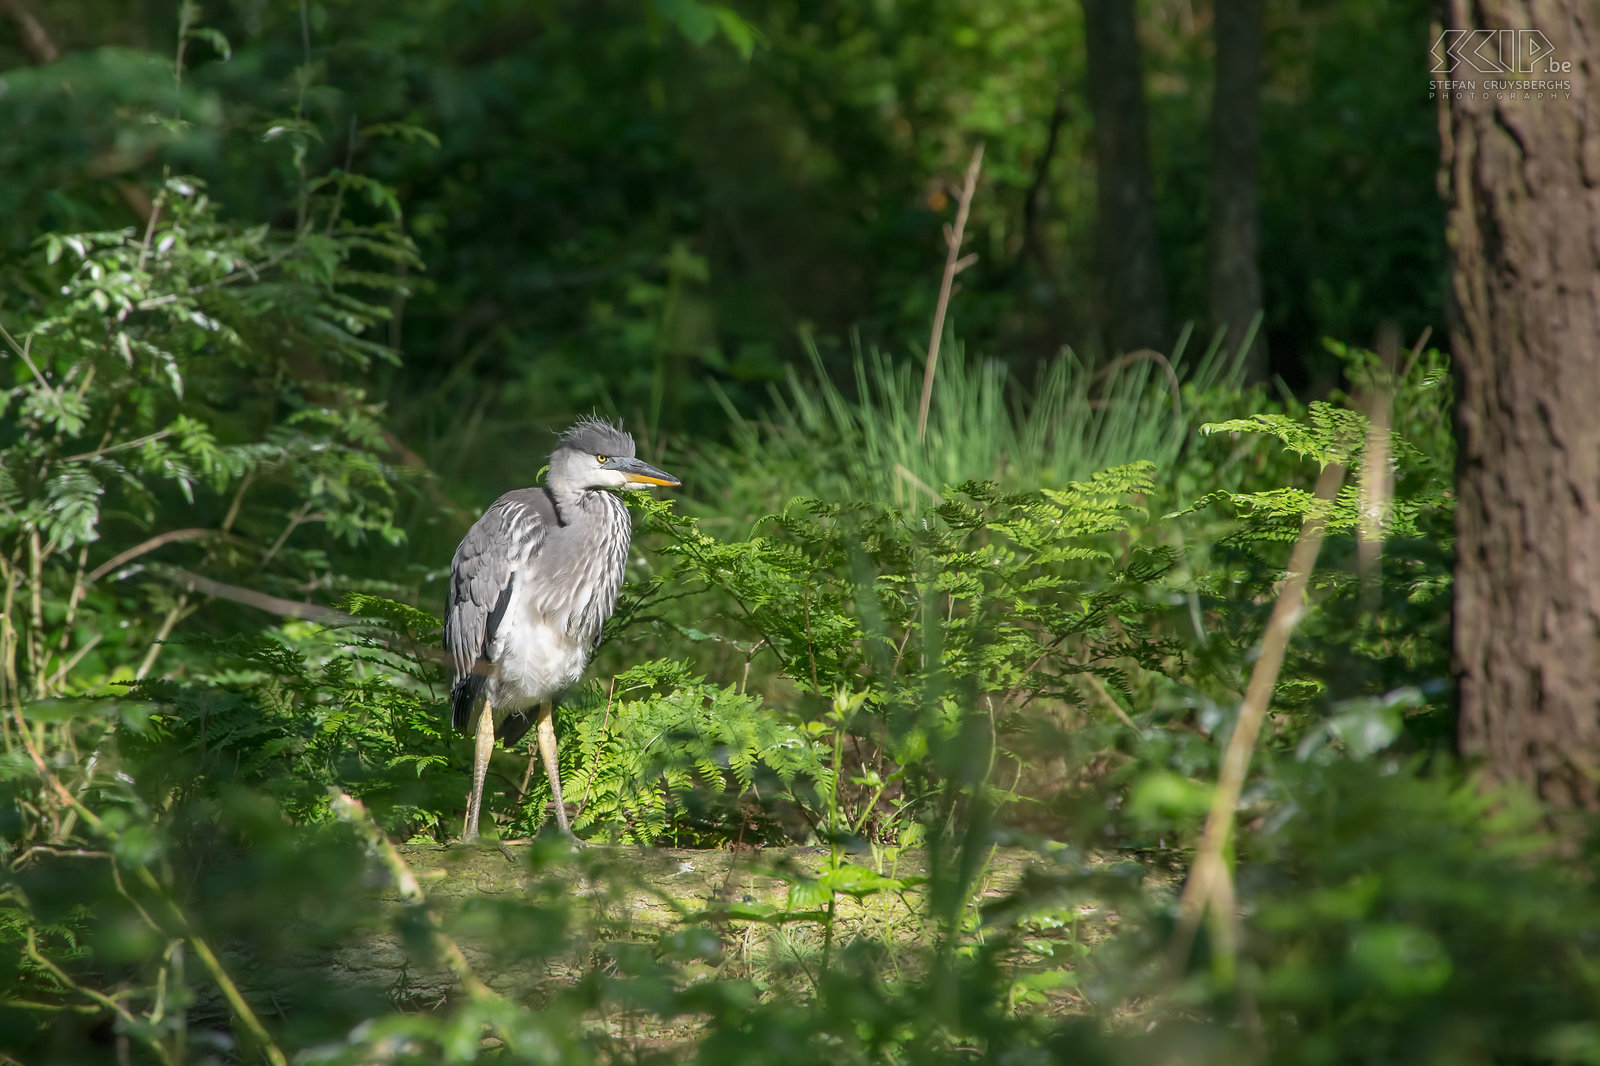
[558,417,634,458]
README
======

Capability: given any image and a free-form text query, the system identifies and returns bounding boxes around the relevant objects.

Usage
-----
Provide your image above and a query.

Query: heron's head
[549,417,682,493]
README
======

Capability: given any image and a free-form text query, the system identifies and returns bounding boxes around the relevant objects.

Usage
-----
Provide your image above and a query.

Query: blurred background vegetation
[7,1,1593,1064]
[0,0,1443,488]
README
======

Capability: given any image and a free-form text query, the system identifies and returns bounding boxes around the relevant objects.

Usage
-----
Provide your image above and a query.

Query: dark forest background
[1,0,1442,486]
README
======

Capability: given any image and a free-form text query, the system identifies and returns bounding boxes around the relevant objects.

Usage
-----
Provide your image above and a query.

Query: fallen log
[219,842,1041,1017]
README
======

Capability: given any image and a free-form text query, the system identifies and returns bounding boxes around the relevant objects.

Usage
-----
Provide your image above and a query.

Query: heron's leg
[464,696,496,841]
[534,700,574,837]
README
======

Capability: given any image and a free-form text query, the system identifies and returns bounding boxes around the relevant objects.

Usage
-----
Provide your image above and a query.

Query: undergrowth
[5,21,1598,1065]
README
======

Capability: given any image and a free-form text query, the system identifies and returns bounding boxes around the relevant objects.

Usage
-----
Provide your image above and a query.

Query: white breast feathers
[489,578,592,713]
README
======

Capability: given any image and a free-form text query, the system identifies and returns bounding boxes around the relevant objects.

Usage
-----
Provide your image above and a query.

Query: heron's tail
[450,674,485,733]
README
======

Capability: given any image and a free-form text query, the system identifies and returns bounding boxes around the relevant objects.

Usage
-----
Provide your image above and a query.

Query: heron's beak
[615,456,681,487]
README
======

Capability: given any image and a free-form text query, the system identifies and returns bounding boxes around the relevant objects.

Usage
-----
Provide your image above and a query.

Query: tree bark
[1443,0,1600,807]
[1207,0,1268,382]
[1082,0,1170,354]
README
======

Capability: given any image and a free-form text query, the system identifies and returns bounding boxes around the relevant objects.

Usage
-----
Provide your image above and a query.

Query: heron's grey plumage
[446,486,630,731]
[444,417,678,839]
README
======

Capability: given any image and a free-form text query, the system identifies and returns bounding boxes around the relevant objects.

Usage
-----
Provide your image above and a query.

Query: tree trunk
[1207,0,1267,382]
[1443,0,1600,807]
[1082,0,1169,354]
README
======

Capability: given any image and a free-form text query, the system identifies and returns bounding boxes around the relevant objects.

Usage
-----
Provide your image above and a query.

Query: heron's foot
[538,820,584,849]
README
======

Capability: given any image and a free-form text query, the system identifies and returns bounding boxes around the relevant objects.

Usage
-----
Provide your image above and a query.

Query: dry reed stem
[917,143,984,443]
[1167,460,1346,976]
[1356,326,1429,615]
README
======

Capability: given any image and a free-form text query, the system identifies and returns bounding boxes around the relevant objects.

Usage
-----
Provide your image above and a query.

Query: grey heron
[444,418,680,841]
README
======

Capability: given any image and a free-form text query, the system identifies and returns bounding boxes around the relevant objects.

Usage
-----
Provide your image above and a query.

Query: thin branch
[133,243,300,311]
[917,143,985,443]
[85,529,222,585]
[1018,92,1068,280]
[154,567,466,674]
[1080,670,1141,734]
[142,879,287,1066]
[135,189,167,274]
[56,543,90,653]
[1,322,54,394]
[892,463,944,506]
[1356,327,1398,615]
[25,930,174,1066]
[166,567,355,625]
[1167,461,1346,976]
[0,0,57,64]
[260,503,320,568]
[61,428,174,465]
[134,594,191,681]
[1089,347,1184,424]
[47,632,101,691]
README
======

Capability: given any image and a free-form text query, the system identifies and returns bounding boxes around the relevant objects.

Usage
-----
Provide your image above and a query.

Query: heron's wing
[444,490,548,731]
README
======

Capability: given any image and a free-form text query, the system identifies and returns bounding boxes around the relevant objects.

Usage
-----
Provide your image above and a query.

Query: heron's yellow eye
[596,454,609,463]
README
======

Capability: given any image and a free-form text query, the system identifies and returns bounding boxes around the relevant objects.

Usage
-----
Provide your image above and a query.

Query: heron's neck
[548,484,621,527]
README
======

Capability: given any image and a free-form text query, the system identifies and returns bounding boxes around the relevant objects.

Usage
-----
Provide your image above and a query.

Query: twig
[1,323,54,396]
[892,463,944,506]
[164,567,353,623]
[1398,324,1432,383]
[147,567,470,675]
[260,503,321,568]
[135,594,191,681]
[47,632,101,691]
[135,189,167,274]
[60,428,175,465]
[801,580,821,693]
[144,893,287,1066]
[56,543,90,653]
[1080,670,1141,734]
[1017,93,1068,281]
[0,0,57,64]
[85,528,221,585]
[1089,347,1184,424]
[917,143,985,443]
[1167,461,1346,977]
[26,529,43,698]
[25,929,174,1066]
[132,244,300,311]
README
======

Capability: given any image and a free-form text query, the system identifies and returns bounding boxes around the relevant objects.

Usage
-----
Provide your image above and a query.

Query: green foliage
[0,6,1585,1063]
[557,662,830,845]
[120,627,453,831]
[0,27,422,709]
[621,459,1183,845]
[6,327,1598,1066]
[709,328,1243,513]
